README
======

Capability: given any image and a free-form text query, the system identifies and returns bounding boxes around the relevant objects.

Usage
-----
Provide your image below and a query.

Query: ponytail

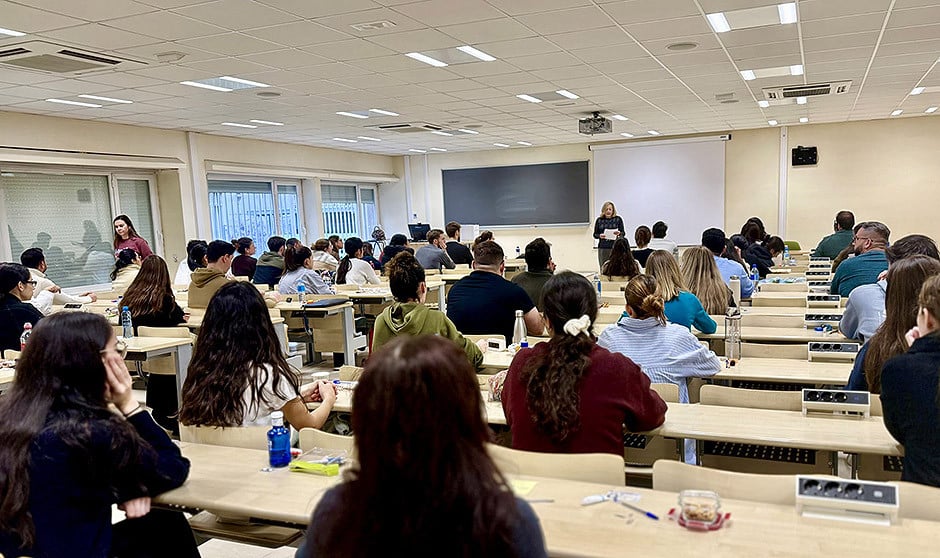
[625,275,667,326]
[337,237,365,285]
[284,244,311,272]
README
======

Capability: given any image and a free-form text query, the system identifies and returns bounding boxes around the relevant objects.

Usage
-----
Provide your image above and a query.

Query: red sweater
[115,236,153,259]
[502,342,667,456]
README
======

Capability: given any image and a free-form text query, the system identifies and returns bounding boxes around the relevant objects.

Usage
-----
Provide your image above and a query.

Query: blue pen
[332,380,357,387]
[619,501,659,520]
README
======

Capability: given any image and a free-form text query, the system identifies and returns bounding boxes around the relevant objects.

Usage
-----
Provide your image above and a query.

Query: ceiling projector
[579,112,612,135]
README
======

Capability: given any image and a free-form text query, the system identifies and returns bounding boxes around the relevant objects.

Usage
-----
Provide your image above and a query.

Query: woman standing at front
[593,201,625,270]
[113,214,153,259]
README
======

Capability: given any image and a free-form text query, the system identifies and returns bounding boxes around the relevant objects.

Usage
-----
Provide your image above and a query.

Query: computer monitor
[407,223,431,242]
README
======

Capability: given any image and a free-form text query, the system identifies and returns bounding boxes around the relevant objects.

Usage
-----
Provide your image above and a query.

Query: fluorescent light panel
[219,76,269,88]
[706,13,731,33]
[0,27,26,37]
[406,52,448,67]
[431,130,453,136]
[493,143,509,147]
[429,147,447,152]
[46,98,102,108]
[778,3,798,24]
[741,70,756,81]
[180,80,232,92]
[457,129,479,134]
[790,64,803,76]
[768,120,778,126]
[927,107,938,114]
[556,89,579,99]
[456,45,496,62]
[357,136,382,141]
[620,132,634,138]
[741,64,802,81]
[891,109,903,116]
[712,3,798,33]
[611,114,628,121]
[78,94,132,104]
[249,119,284,126]
[647,130,660,135]
[333,137,358,143]
[796,96,807,105]
[799,117,809,123]
[221,122,257,128]
[336,111,369,119]
[911,87,925,95]
[369,108,399,116]
[517,141,532,146]
[516,94,542,103]
[408,148,427,153]
[758,100,770,108]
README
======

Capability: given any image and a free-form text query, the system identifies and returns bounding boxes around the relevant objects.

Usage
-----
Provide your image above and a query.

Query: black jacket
[744,243,775,278]
[445,240,473,265]
[0,293,43,351]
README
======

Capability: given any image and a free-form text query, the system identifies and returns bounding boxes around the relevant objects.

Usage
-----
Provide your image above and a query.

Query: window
[207,179,303,249]
[321,183,379,240]
[0,171,159,289]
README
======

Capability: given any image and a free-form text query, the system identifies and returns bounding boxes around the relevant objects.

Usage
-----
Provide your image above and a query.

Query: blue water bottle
[783,245,790,263]
[595,275,602,295]
[267,411,290,468]
[750,264,759,282]
[121,306,134,339]
[297,282,306,303]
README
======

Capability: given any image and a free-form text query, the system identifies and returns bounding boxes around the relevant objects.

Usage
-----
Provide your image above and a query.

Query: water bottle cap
[23,322,32,329]
[271,411,284,419]
[515,309,523,316]
[122,306,129,311]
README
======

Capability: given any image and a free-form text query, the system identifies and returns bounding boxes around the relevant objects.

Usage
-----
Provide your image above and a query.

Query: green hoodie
[187,267,229,309]
[373,302,484,370]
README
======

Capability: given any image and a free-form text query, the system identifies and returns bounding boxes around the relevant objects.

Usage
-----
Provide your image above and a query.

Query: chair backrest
[600,275,631,282]
[137,326,193,375]
[138,326,192,339]
[784,240,802,250]
[741,314,804,328]
[254,283,270,293]
[652,460,796,505]
[233,275,250,282]
[700,384,802,411]
[179,424,268,449]
[334,284,360,292]
[2,349,21,360]
[463,333,502,344]
[741,342,809,360]
[487,443,625,486]
[650,383,680,403]
[298,428,356,454]
[338,365,363,381]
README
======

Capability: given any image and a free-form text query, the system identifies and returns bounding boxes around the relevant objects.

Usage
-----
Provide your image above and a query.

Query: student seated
[830,221,890,297]
[174,239,207,286]
[444,220,473,264]
[379,233,414,267]
[702,228,755,298]
[336,237,382,286]
[881,274,940,488]
[187,240,236,308]
[110,248,141,293]
[415,228,457,272]
[297,335,546,557]
[511,237,555,310]
[0,262,45,351]
[644,250,716,334]
[311,238,339,272]
[179,282,336,429]
[447,240,542,343]
[231,237,257,280]
[601,237,640,279]
[0,312,197,558]
[361,242,381,270]
[681,246,734,315]
[253,235,287,287]
[373,252,485,369]
[632,225,654,267]
[20,247,97,310]
[501,272,667,456]
[277,244,334,295]
[648,220,678,258]
[814,210,855,259]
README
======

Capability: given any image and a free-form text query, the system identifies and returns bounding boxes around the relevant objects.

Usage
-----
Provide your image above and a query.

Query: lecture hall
[2,0,940,556]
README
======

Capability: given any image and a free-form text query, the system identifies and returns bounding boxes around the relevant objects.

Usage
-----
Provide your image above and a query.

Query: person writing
[593,201,625,270]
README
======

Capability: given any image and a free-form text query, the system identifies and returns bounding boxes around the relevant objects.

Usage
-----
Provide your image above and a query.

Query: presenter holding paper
[593,201,625,270]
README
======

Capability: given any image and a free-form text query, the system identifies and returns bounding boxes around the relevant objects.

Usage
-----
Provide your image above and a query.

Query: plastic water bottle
[515,246,521,258]
[121,306,134,339]
[19,322,32,351]
[750,264,759,282]
[783,245,790,263]
[512,309,527,346]
[267,411,291,468]
[297,282,306,304]
[595,275,602,295]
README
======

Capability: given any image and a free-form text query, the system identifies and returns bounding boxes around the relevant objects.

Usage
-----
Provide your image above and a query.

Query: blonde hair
[624,275,666,326]
[644,250,684,301]
[681,246,730,315]
[599,201,617,218]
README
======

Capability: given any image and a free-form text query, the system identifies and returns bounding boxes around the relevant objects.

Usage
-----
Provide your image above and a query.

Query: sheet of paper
[510,479,538,496]
[603,228,619,240]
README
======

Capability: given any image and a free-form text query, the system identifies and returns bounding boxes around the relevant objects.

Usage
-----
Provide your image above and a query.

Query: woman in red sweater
[502,271,667,456]
[113,214,153,259]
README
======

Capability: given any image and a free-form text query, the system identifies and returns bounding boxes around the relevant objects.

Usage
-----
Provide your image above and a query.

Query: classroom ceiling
[0,0,938,155]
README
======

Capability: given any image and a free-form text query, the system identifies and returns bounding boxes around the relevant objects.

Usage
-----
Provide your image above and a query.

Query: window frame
[320,181,380,240]
[206,174,306,244]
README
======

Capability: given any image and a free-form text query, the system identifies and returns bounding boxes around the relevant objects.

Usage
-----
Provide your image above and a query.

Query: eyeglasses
[23,280,37,286]
[853,235,872,243]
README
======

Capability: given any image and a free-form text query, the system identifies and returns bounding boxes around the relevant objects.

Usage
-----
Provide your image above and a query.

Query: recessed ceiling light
[357,136,382,141]
[799,117,809,123]
[647,130,660,135]
[666,42,698,51]
[768,120,778,126]
[333,137,358,143]
[457,128,479,134]
[405,52,447,67]
[221,122,257,128]
[336,111,369,119]
[927,107,938,114]
[429,147,447,152]
[493,143,509,147]
[46,98,102,108]
[911,87,925,95]
[431,130,453,136]
[369,108,399,116]
[611,114,628,121]
[790,64,803,76]
[556,90,579,100]
[219,76,270,88]
[891,109,903,116]
[777,3,798,24]
[77,94,133,104]
[249,119,284,126]
[740,70,756,81]
[517,141,532,146]
[706,12,731,33]
[758,100,770,108]
[796,96,807,105]
[180,81,232,92]
[516,94,542,103]
[620,132,634,138]
[408,148,427,153]
[0,27,26,37]
[456,45,496,62]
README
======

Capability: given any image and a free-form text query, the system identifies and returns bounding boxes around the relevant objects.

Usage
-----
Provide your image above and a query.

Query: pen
[619,501,659,520]
[331,380,358,387]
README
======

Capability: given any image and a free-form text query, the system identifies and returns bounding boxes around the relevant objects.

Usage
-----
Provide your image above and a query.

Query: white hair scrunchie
[563,315,591,337]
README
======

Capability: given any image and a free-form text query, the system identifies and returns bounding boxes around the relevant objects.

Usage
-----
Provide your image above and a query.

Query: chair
[298,428,355,454]
[698,385,830,474]
[179,424,269,449]
[233,275,250,282]
[784,240,802,251]
[741,314,804,328]
[137,326,193,376]
[625,384,681,474]
[253,283,270,293]
[652,461,795,505]
[2,349,20,360]
[741,342,809,360]
[338,365,363,381]
[487,443,625,486]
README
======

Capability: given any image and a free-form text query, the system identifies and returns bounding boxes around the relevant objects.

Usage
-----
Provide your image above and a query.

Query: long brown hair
[521,271,597,444]
[624,274,667,326]
[602,237,639,278]
[681,246,730,315]
[122,255,175,317]
[319,335,519,556]
[179,282,298,426]
[645,250,685,301]
[864,256,940,393]
[284,244,312,273]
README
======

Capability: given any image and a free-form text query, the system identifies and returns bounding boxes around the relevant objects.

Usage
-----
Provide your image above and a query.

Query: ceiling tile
[367,28,462,52]
[39,23,163,50]
[517,6,613,35]
[392,0,503,27]
[603,0,701,25]
[804,32,881,52]
[485,0,594,16]
[27,0,156,22]
[314,8,426,37]
[438,18,536,44]
[0,1,85,32]
[240,49,332,69]
[626,16,713,41]
[301,39,398,61]
[241,21,354,47]
[104,11,228,41]
[255,0,382,18]
[173,0,300,31]
[475,37,562,58]
[179,32,286,56]
[799,0,893,20]
[569,43,650,63]
[801,13,886,37]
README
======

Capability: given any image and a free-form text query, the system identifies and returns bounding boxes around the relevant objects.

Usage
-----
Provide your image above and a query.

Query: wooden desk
[696,325,850,343]
[157,444,940,557]
[712,357,851,385]
[123,337,193,401]
[0,366,14,392]
[185,316,287,352]
[309,388,507,425]
[752,292,847,308]
[736,306,844,317]
[275,301,365,365]
[339,280,446,313]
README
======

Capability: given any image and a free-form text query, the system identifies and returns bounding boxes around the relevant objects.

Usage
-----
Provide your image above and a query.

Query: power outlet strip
[796,477,898,526]
[802,389,870,417]
[808,262,832,269]
[809,256,831,262]
[807,281,832,293]
[807,294,841,308]
[806,270,832,278]
[808,341,860,362]
[805,313,843,327]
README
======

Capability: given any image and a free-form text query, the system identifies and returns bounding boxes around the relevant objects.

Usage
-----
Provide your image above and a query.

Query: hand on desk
[302,380,338,404]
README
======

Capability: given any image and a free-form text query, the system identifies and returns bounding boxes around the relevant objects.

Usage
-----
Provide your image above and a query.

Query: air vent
[351,20,396,31]
[0,41,146,75]
[763,81,852,101]
[370,122,444,133]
